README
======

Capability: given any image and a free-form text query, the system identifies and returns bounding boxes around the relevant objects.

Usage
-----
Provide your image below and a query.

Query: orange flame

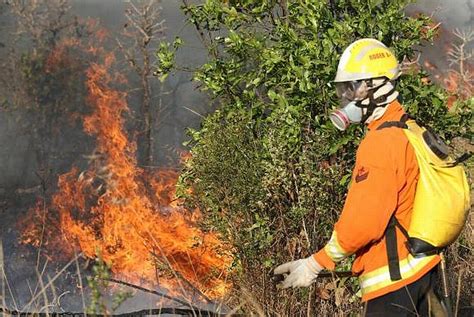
[442,69,472,108]
[418,24,473,109]
[20,47,232,299]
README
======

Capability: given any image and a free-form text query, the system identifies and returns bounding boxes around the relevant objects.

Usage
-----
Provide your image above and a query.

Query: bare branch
[116,0,166,166]
[446,27,474,97]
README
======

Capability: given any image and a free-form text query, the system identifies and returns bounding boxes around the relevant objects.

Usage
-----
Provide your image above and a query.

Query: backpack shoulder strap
[376,113,410,130]
[378,113,412,281]
[385,216,402,281]
[385,215,410,281]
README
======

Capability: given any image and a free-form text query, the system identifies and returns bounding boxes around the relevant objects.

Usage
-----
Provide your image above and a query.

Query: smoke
[69,0,209,166]
[407,0,473,28]
[0,0,209,191]
[406,0,474,74]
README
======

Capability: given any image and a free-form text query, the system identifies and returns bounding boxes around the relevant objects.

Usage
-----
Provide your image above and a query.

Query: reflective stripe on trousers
[360,254,438,297]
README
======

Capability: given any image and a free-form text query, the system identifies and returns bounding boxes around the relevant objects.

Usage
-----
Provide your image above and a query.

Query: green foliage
[87,256,132,315]
[398,70,473,140]
[87,257,111,315]
[179,108,268,258]
[168,0,472,314]
[154,37,183,82]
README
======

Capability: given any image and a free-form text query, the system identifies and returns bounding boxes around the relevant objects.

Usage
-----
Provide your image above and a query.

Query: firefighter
[274,39,441,316]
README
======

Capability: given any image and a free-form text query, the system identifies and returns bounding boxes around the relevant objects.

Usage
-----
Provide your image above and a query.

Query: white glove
[273,256,323,289]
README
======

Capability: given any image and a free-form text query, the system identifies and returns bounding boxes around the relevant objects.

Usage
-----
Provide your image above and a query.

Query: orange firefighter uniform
[314,100,440,302]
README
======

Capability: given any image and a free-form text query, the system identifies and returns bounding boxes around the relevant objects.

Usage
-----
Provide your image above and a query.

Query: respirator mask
[329,79,398,131]
[330,81,369,131]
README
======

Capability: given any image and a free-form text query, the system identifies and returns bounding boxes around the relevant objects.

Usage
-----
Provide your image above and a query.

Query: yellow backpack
[378,114,470,280]
[403,119,470,252]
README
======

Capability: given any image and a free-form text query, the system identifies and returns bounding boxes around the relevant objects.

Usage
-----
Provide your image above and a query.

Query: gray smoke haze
[407,0,473,27]
[69,0,209,165]
[0,0,210,191]
[406,0,474,73]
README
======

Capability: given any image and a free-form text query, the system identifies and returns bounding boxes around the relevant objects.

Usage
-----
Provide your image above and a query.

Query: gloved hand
[273,256,323,289]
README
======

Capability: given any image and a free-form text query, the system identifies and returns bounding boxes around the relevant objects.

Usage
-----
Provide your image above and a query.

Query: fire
[421,56,472,108]
[441,67,473,108]
[418,23,473,108]
[444,71,459,93]
[19,43,232,299]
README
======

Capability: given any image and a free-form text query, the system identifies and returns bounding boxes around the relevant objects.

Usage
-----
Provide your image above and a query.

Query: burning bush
[6,1,233,306]
[19,49,233,299]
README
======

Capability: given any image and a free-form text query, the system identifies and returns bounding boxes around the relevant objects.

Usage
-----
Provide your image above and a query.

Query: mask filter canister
[329,101,363,131]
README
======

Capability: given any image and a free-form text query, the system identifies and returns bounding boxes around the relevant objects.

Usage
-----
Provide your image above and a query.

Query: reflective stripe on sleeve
[324,231,350,262]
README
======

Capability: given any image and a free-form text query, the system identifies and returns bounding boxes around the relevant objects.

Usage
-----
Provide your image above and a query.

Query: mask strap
[359,95,376,124]
[373,85,397,104]
[354,83,375,124]
[357,79,396,123]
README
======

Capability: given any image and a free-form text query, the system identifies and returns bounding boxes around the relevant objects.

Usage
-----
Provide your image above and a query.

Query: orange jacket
[314,100,440,301]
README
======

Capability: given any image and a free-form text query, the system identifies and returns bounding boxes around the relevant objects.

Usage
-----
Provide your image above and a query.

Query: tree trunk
[141,46,153,166]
